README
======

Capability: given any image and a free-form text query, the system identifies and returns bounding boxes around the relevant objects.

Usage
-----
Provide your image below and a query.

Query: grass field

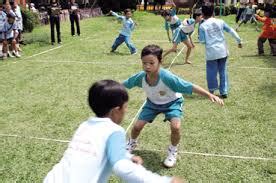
[0,12,275,182]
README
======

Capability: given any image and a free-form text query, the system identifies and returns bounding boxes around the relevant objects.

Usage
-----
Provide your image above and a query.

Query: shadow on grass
[241,54,276,68]
[132,149,165,173]
[107,51,130,56]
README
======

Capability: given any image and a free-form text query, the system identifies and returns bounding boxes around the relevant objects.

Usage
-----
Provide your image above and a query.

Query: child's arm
[165,22,171,42]
[110,10,124,21]
[107,131,181,182]
[223,22,242,48]
[255,14,266,23]
[192,84,224,106]
[123,72,145,89]
[198,25,206,44]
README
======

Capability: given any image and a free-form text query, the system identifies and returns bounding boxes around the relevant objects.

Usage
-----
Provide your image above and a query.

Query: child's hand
[171,177,186,183]
[209,94,224,106]
[131,155,143,165]
[238,43,242,48]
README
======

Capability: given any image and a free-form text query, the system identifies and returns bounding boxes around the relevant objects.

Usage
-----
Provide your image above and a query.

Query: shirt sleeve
[111,11,124,21]
[106,131,130,167]
[198,25,206,44]
[123,72,145,89]
[113,159,172,183]
[223,22,241,44]
[161,69,193,94]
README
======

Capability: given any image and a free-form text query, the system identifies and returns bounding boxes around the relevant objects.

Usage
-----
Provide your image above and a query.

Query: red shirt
[256,15,276,39]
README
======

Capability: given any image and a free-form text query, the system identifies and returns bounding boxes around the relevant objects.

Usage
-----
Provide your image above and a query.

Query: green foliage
[214,5,235,16]
[21,8,40,32]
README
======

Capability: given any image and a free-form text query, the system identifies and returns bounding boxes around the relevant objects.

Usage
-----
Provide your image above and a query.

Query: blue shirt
[123,68,193,105]
[2,22,17,39]
[198,17,241,60]
[0,12,6,32]
[111,11,135,37]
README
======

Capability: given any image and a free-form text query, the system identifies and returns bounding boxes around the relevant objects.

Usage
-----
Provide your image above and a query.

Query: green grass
[0,12,275,182]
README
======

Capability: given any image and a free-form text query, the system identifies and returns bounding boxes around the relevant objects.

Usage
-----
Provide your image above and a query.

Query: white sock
[169,145,178,152]
[129,138,137,143]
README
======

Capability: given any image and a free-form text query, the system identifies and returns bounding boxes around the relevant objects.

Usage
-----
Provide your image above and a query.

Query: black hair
[124,8,131,14]
[160,9,171,17]
[193,8,202,19]
[202,3,214,18]
[88,80,128,117]
[141,44,163,62]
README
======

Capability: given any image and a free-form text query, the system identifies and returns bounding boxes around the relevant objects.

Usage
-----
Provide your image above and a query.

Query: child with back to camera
[199,3,242,98]
[44,79,184,183]
[124,45,224,168]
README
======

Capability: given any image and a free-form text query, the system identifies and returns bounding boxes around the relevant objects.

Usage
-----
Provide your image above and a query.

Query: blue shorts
[172,28,188,44]
[138,98,184,123]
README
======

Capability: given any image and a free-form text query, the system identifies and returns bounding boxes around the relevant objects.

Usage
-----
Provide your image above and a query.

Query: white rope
[1,133,274,161]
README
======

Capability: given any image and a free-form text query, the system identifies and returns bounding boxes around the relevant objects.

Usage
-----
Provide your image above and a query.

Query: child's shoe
[126,138,138,153]
[7,51,14,58]
[163,145,178,168]
[13,51,21,58]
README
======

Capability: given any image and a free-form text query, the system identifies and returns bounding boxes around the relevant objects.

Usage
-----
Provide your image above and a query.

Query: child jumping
[255,7,276,56]
[44,80,184,183]
[161,4,193,64]
[124,45,224,168]
[199,3,242,98]
[110,9,137,55]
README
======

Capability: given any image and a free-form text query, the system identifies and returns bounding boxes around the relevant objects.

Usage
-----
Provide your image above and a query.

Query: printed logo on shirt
[159,91,166,96]
[207,23,221,36]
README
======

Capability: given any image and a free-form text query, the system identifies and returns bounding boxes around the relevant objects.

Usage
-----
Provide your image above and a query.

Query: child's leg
[125,36,137,54]
[169,118,181,146]
[182,39,193,64]
[257,37,267,55]
[206,60,219,93]
[217,57,228,96]
[164,117,181,168]
[111,34,125,52]
[11,39,17,52]
[130,120,147,140]
[268,39,276,56]
[126,120,147,152]
[163,43,177,58]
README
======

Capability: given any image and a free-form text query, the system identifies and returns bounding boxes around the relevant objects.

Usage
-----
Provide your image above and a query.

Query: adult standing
[68,0,80,36]
[48,0,62,45]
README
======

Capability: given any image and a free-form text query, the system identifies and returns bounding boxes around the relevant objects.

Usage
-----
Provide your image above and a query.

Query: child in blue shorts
[44,80,184,183]
[161,3,193,64]
[110,9,137,55]
[124,45,224,168]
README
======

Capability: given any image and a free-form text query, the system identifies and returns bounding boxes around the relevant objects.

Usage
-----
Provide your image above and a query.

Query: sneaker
[58,42,62,45]
[126,139,138,153]
[163,146,177,168]
[7,51,14,58]
[220,94,228,99]
[13,51,21,58]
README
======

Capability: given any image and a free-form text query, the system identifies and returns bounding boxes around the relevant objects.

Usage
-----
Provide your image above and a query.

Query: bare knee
[133,121,146,132]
